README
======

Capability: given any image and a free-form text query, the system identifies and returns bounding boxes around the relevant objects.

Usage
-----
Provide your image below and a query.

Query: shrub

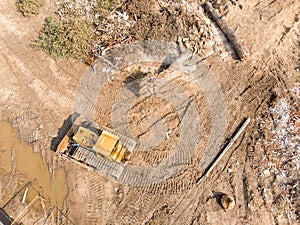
[35,17,95,59]
[34,0,120,62]
[16,0,45,16]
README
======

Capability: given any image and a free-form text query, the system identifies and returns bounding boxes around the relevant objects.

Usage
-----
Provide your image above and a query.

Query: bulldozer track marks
[9,109,43,144]
[239,73,278,116]
[109,189,163,224]
[136,167,198,195]
[86,174,105,224]
[142,149,172,165]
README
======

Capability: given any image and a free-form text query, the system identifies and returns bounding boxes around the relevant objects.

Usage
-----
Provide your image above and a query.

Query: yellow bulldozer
[51,113,135,166]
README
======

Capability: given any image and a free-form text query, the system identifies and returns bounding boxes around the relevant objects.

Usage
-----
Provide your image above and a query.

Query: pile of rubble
[260,84,300,222]
[55,0,99,21]
[56,0,227,59]
[91,10,134,58]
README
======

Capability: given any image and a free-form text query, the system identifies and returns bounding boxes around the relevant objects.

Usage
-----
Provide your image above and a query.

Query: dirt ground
[0,0,299,224]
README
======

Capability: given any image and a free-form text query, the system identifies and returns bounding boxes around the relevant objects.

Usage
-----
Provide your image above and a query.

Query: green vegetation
[16,0,45,16]
[96,0,115,11]
[34,0,121,61]
[34,17,95,59]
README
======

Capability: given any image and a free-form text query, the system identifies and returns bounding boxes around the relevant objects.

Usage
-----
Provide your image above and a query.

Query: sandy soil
[0,0,299,224]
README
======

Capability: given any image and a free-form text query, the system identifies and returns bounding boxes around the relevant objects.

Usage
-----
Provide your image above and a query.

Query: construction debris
[12,196,42,225]
[258,86,300,222]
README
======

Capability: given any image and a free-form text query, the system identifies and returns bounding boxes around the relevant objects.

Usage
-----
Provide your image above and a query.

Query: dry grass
[34,17,95,59]
[16,0,45,16]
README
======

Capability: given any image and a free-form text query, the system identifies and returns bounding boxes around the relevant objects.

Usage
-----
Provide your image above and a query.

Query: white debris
[116,11,129,20]
[259,83,300,222]
[263,169,270,177]
[227,168,233,173]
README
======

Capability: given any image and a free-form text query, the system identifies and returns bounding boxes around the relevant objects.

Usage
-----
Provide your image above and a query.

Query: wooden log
[21,187,28,204]
[203,117,251,178]
[204,2,248,60]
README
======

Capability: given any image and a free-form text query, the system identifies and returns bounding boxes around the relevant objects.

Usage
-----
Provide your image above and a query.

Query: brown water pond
[0,122,67,209]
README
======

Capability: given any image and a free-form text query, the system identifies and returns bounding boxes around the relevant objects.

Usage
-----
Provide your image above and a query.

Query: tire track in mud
[239,73,278,113]
[99,54,269,223]
[0,40,75,113]
[0,2,86,117]
[0,4,88,166]
[137,166,199,195]
[86,173,105,224]
[231,62,291,223]
[108,188,164,224]
[137,64,282,224]
[234,70,279,222]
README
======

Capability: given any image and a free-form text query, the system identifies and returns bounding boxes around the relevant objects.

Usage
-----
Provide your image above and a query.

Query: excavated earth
[0,0,299,224]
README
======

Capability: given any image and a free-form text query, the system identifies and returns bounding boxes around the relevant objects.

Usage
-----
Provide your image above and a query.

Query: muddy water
[0,122,67,209]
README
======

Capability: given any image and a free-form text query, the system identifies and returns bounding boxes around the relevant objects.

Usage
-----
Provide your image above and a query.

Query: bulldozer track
[100,126,138,153]
[72,147,124,179]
